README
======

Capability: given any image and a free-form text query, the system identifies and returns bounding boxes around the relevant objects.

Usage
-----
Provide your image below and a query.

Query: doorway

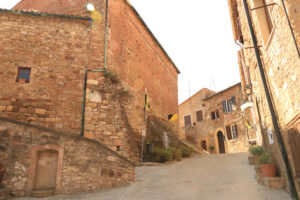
[201,140,207,151]
[34,150,58,190]
[217,131,226,154]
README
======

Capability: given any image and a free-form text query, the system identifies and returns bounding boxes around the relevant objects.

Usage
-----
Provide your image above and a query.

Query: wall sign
[267,127,274,145]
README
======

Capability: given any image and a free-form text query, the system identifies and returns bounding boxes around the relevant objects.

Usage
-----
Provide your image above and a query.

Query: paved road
[16,153,291,200]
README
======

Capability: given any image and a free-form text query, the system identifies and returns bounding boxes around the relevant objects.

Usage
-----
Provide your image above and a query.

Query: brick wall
[0,12,92,134]
[0,118,135,197]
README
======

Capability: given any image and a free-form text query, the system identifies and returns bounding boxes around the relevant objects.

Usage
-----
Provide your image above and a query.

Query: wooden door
[217,131,226,154]
[201,140,207,151]
[34,150,58,190]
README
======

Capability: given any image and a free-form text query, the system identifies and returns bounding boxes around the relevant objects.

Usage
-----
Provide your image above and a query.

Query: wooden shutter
[184,115,191,126]
[196,110,203,121]
[222,101,227,113]
[235,125,238,138]
[232,96,236,105]
[227,100,233,112]
[226,126,232,140]
[216,110,219,119]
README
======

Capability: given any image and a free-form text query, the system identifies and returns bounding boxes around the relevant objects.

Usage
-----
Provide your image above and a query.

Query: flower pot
[260,164,277,177]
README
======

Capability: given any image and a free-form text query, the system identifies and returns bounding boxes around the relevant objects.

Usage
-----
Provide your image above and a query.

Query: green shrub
[181,146,194,157]
[153,148,173,163]
[249,145,264,156]
[174,149,182,161]
[258,150,274,165]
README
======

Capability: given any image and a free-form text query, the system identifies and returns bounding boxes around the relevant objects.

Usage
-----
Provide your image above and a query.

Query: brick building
[228,0,300,197]
[0,0,179,197]
[179,83,254,154]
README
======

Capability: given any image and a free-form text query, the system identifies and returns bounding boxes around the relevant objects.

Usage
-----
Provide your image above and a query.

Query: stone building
[228,0,300,197]
[0,0,179,197]
[179,83,255,154]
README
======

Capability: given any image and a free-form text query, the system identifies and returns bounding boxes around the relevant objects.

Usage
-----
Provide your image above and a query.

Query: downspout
[281,0,300,58]
[81,0,109,136]
[242,0,298,199]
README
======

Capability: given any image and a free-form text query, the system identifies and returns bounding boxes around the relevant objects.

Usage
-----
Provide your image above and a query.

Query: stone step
[32,190,55,198]
[181,141,209,154]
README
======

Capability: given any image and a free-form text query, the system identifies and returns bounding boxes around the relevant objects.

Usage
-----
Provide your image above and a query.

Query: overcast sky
[0,0,241,104]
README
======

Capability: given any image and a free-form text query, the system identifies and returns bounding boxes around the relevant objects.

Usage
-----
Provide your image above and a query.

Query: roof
[202,82,241,101]
[0,8,90,20]
[125,0,181,74]
[179,88,215,106]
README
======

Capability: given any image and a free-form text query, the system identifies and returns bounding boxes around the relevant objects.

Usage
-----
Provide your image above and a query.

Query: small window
[196,110,203,121]
[184,115,191,127]
[17,67,31,83]
[211,110,219,120]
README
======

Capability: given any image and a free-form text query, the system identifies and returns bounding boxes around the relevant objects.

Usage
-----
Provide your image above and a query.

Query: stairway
[181,140,209,155]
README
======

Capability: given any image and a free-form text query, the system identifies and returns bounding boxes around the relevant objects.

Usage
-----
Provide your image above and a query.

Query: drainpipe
[242,0,298,199]
[81,0,109,136]
[281,0,300,58]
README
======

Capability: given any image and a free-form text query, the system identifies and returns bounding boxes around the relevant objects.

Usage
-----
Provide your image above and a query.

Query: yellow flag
[245,118,252,129]
[169,114,178,121]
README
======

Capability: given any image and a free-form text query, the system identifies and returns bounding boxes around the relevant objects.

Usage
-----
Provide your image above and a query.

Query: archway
[217,131,226,154]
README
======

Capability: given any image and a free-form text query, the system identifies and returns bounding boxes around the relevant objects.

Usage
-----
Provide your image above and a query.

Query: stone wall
[0,118,135,197]
[0,11,93,134]
[179,84,253,154]
[228,0,300,195]
[84,71,140,162]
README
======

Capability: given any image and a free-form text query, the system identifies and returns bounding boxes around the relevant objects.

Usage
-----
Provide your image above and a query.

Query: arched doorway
[217,131,226,154]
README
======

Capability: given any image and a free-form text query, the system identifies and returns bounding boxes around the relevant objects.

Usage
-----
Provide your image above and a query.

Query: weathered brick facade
[179,83,254,154]
[228,0,300,196]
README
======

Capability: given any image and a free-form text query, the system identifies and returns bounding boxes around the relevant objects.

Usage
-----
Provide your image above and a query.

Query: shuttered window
[196,110,203,121]
[222,101,227,113]
[184,115,191,127]
[226,126,232,140]
[232,125,238,139]
[211,112,216,120]
[227,99,233,112]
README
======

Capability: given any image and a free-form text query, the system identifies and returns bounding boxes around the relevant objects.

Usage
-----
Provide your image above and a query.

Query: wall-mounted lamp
[245,85,252,96]
[86,3,95,12]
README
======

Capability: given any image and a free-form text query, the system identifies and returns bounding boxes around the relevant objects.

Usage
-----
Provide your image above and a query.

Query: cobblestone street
[15,153,291,200]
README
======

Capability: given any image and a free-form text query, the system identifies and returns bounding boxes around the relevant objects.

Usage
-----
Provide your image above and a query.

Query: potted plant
[258,150,277,177]
[249,145,264,165]
[209,146,215,153]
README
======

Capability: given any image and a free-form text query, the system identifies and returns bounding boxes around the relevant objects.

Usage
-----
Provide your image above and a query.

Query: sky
[0,0,241,104]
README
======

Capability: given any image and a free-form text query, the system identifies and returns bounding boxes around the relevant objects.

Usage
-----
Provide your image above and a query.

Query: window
[196,110,203,121]
[226,124,238,140]
[17,67,31,83]
[211,110,219,120]
[184,115,191,127]
[232,125,238,139]
[223,96,236,114]
[253,0,274,45]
